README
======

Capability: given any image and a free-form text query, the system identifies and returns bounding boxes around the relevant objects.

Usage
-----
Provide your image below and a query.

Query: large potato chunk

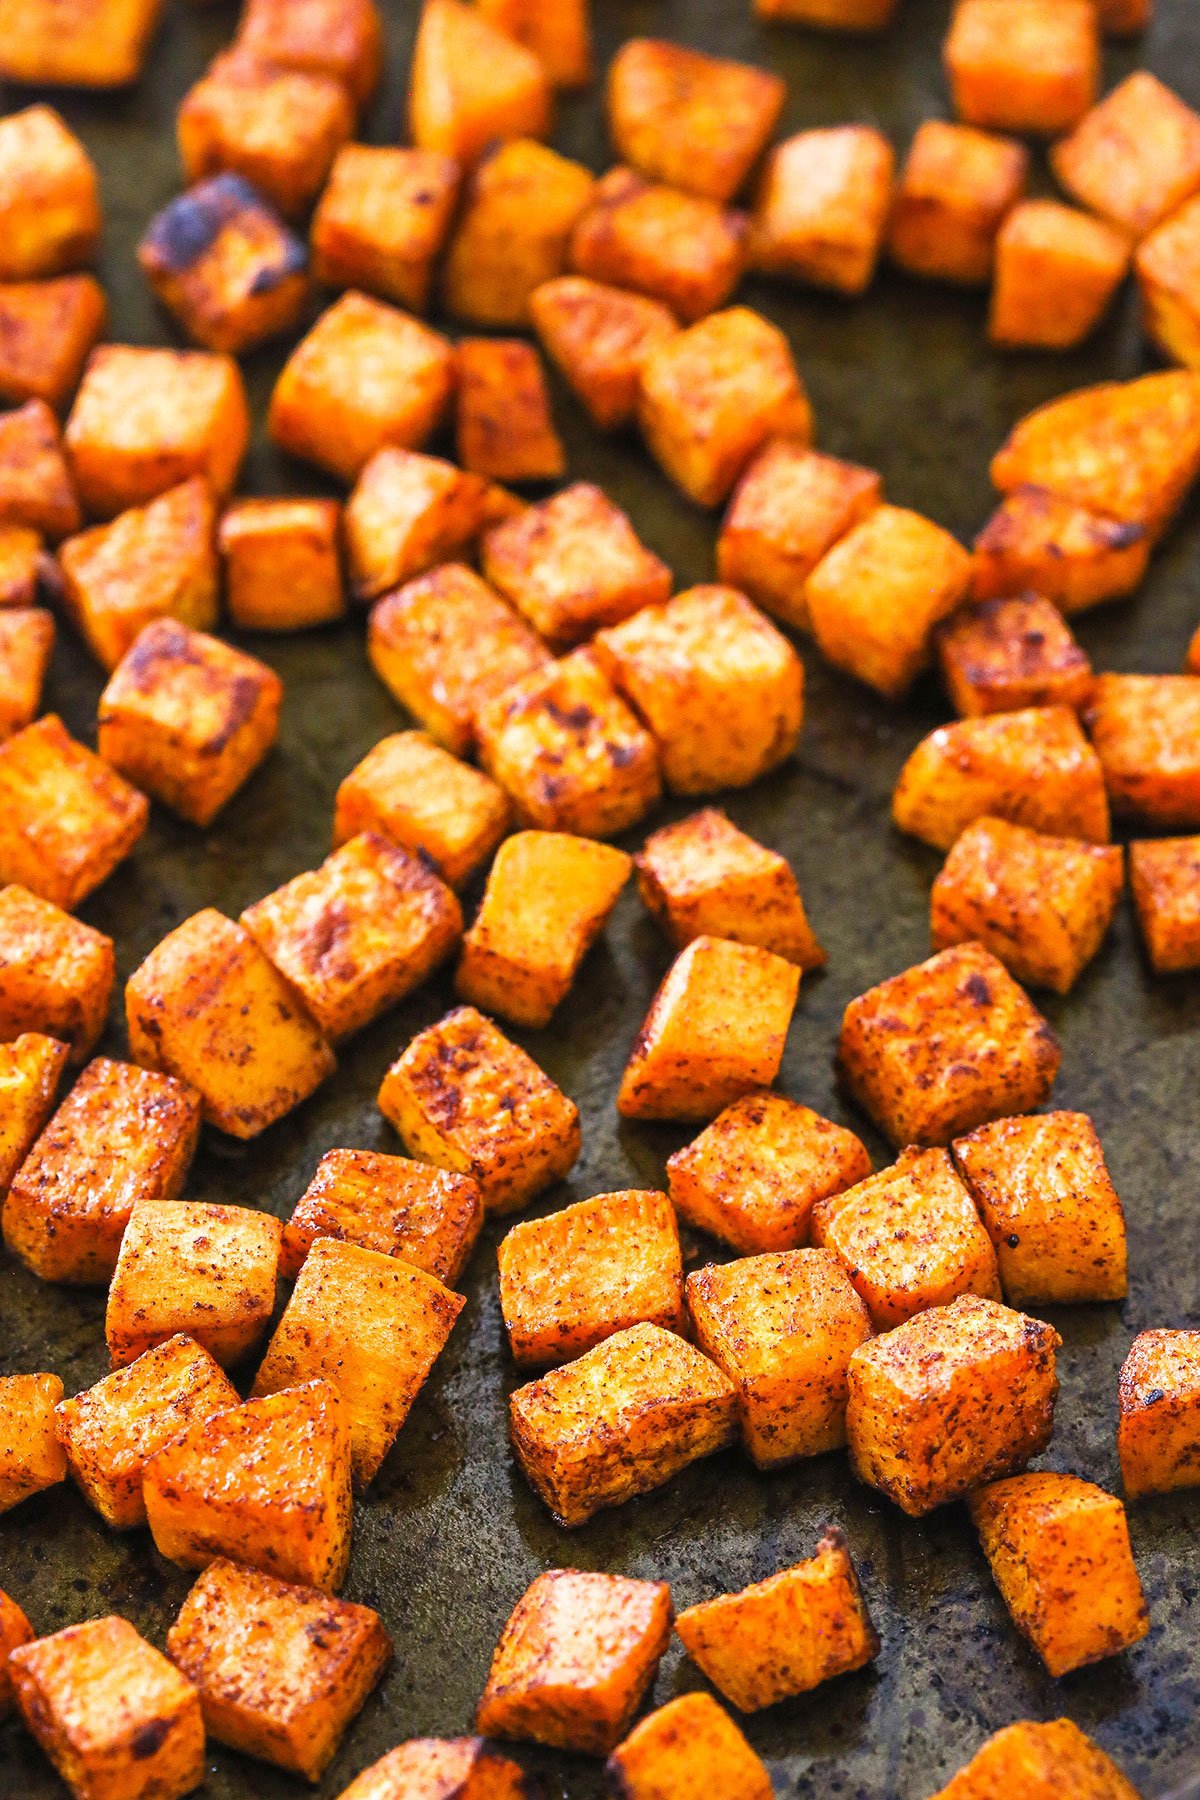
[931,1720,1144,1799]
[531,276,677,431]
[281,1147,482,1284]
[0,1031,66,1195]
[0,884,113,1062]
[0,108,101,281]
[607,39,784,204]
[606,1692,773,1800]
[1130,835,1200,971]
[106,1198,281,1367]
[972,487,1149,615]
[0,274,106,410]
[409,0,552,165]
[0,1372,66,1512]
[334,731,511,887]
[937,594,1093,718]
[944,0,1098,136]
[1118,1329,1200,1499]
[234,0,383,105]
[1085,672,1200,827]
[569,166,749,325]
[888,119,1027,285]
[335,1739,531,1800]
[751,126,894,294]
[442,139,594,327]
[0,398,80,538]
[218,497,346,632]
[0,714,148,909]
[312,145,460,313]
[1051,71,1200,238]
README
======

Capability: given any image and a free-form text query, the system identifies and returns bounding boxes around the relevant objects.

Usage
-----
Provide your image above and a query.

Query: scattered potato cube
[1118,1329,1200,1499]
[1130,835,1200,971]
[334,731,511,888]
[938,595,1094,718]
[1051,71,1200,239]
[312,145,460,313]
[1137,193,1200,371]
[336,1739,531,1800]
[929,1718,1144,1800]
[0,714,148,910]
[409,0,553,166]
[0,274,106,410]
[0,1590,33,1718]
[280,1148,483,1284]
[751,126,894,294]
[106,1198,281,1367]
[346,449,489,603]
[1086,672,1200,827]
[888,120,1028,284]
[608,39,784,204]
[0,884,113,1062]
[606,1692,773,1800]
[443,139,595,327]
[0,1031,66,1197]
[0,607,53,741]
[531,275,676,431]
[476,0,592,87]
[0,398,80,539]
[234,0,383,106]
[168,1560,391,1781]
[990,200,1130,350]
[0,0,163,87]
[0,524,42,608]
[846,1294,1061,1516]
[1096,0,1151,27]
[0,1373,66,1513]
[0,108,101,281]
[569,166,749,324]
[219,498,346,631]
[455,339,565,484]
[945,0,1099,137]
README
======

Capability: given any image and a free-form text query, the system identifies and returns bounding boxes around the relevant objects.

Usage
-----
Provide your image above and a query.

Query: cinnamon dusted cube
[0,0,163,88]
[968,1472,1148,1676]
[0,108,101,281]
[455,339,565,484]
[0,525,42,608]
[477,1570,672,1754]
[1051,71,1200,239]
[938,596,1093,719]
[219,498,346,631]
[336,1739,532,1798]
[456,831,631,1028]
[1118,1329,1200,1499]
[0,1591,33,1718]
[944,0,1099,137]
[972,494,1148,616]
[346,449,489,603]
[168,1560,391,1781]
[618,936,800,1123]
[888,120,1028,285]
[530,275,677,431]
[839,941,1061,1148]
[0,274,106,410]
[334,732,511,888]
[106,1198,280,1367]
[846,1294,1061,1516]
[312,145,460,313]
[990,201,1129,350]
[280,1148,483,1284]
[509,1322,736,1526]
[0,1032,67,1195]
[0,714,148,910]
[569,166,749,325]
[0,1373,66,1512]
[753,0,896,23]
[0,608,53,741]
[608,39,785,204]
[443,139,595,327]
[1137,194,1200,372]
[1086,672,1200,828]
[0,885,114,1062]
[750,126,894,294]
[234,0,383,106]
[930,1720,1144,1800]
[0,398,80,539]
[378,1005,580,1215]
[477,0,592,88]
[1130,835,1200,971]
[607,1693,773,1800]
[410,0,552,166]
[686,1250,871,1465]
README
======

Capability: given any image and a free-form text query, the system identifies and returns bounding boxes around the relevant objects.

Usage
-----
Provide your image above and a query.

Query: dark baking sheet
[4,1,1200,1795]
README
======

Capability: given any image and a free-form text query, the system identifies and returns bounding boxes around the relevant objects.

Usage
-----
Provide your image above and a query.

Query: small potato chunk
[938,595,1093,718]
[953,1110,1128,1306]
[893,705,1111,850]
[617,936,800,1123]
[0,398,80,539]
[1118,1329,1200,1499]
[126,908,336,1137]
[0,524,42,607]
[168,1560,392,1782]
[280,1148,483,1284]
[751,126,894,294]
[608,40,784,204]
[0,108,101,281]
[1085,672,1200,828]
[0,884,113,1062]
[509,1321,736,1526]
[0,274,106,410]
[379,1004,580,1215]
[1130,835,1200,971]
[990,201,1129,350]
[606,1693,773,1800]
[0,1031,66,1194]
[846,1294,1061,1516]
[312,145,460,313]
[0,1591,33,1718]
[0,607,54,741]
[219,498,346,631]
[569,166,748,325]
[0,714,148,910]
[596,586,804,793]
[443,139,595,328]
[0,1373,66,1512]
[0,0,162,88]
[475,650,662,839]
[234,0,383,106]
[1137,193,1200,371]
[476,0,592,88]
[334,731,511,888]
[1052,71,1200,239]
[455,339,565,484]
[944,0,1099,137]
[888,120,1028,285]
[10,1618,204,1800]
[409,0,552,166]
[687,1249,872,1465]
[106,1198,281,1367]
[930,1718,1144,1800]
[144,1380,352,1591]
[531,276,676,430]
[336,1739,531,1800]
[839,941,1061,1148]
[346,449,489,603]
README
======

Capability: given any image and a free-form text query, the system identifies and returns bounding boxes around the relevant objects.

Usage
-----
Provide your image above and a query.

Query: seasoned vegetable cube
[938,595,1093,718]
[944,0,1099,136]
[346,449,488,604]
[280,1148,482,1284]
[219,498,346,632]
[750,126,894,294]
[0,714,148,910]
[531,276,676,431]
[0,1591,33,1718]
[608,40,784,204]
[106,1198,281,1367]
[0,1373,66,1512]
[0,885,113,1062]
[930,1719,1143,1800]
[990,200,1129,350]
[0,398,80,539]
[1137,193,1200,371]
[0,274,106,410]
[0,1032,66,1196]
[888,120,1027,285]
[1051,71,1200,239]
[0,0,163,88]
[569,166,748,325]
[1096,0,1151,27]
[1118,1328,1200,1498]
[0,108,101,281]
[312,145,460,313]
[334,732,511,888]
[1130,835,1200,971]
[455,339,565,484]
[337,1741,530,1799]
[1085,672,1200,827]
[476,0,592,88]
[443,139,594,328]
[606,1693,773,1800]
[234,0,383,105]
[0,607,53,740]
[409,0,552,166]
[0,525,42,608]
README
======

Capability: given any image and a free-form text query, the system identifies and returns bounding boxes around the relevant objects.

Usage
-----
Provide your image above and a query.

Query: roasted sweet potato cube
[455,339,565,484]
[893,705,1111,849]
[0,1591,33,1718]
[312,145,460,313]
[457,831,630,1028]
[0,109,101,281]
[0,1031,66,1196]
[219,498,346,631]
[0,398,79,539]
[509,1321,736,1526]
[618,936,800,1123]
[606,1693,773,1800]
[168,1560,391,1781]
[990,200,1129,350]
[1052,71,1200,239]
[596,586,805,794]
[930,1719,1144,1800]
[336,1739,531,1800]
[1130,835,1200,971]
[0,885,113,1061]
[280,1148,482,1284]
[475,650,662,838]
[1118,1329,1200,1498]
[1085,672,1200,827]
[443,139,595,328]
[938,596,1093,718]
[234,0,383,106]
[839,941,1061,1148]
[944,0,1098,137]
[608,39,784,204]
[106,1198,281,1367]
[1096,0,1151,27]
[476,0,592,87]
[0,1373,66,1512]
[0,714,148,909]
[379,1005,580,1215]
[0,607,53,740]
[409,0,553,166]
[569,166,748,325]
[751,126,894,294]
[477,1570,672,1754]
[1136,193,1200,371]
[846,1294,1061,1516]
[530,276,676,431]
[346,450,489,604]
[334,732,511,888]
[888,120,1028,285]
[126,909,336,1137]
[0,525,42,608]
[0,274,106,410]
[144,1379,352,1590]
[0,0,162,87]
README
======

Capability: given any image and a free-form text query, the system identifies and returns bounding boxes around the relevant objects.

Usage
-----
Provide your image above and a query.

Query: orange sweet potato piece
[989,200,1129,349]
[888,119,1027,284]
[569,166,749,324]
[0,713,148,911]
[944,0,1099,136]
[938,595,1093,717]
[606,1692,773,1800]
[409,0,552,166]
[607,39,785,203]
[0,883,113,1062]
[280,1148,482,1285]
[531,275,677,430]
[455,338,565,483]
[442,139,594,327]
[0,274,106,410]
[751,126,894,293]
[1129,835,1200,972]
[1051,70,1200,238]
[312,145,460,313]
[971,487,1149,615]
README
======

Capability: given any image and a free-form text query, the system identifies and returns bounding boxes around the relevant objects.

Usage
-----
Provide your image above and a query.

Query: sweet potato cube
[475,650,661,839]
[0,274,106,410]
[1118,1328,1200,1498]
[893,705,1111,849]
[455,339,565,484]
[1130,835,1200,971]
[219,498,346,631]
[443,139,594,328]
[608,39,784,204]
[1052,72,1200,239]
[0,714,148,909]
[409,0,552,166]
[1096,0,1151,27]
[596,586,804,794]
[1085,672,1200,827]
[606,1693,773,1800]
[530,276,676,431]
[336,1739,531,1799]
[0,398,79,539]
[750,126,894,294]
[378,1004,580,1215]
[509,1321,736,1526]
[0,525,42,608]
[930,1719,1144,1800]
[846,1294,1061,1516]
[888,120,1028,285]
[945,0,1098,137]
[0,607,53,741]
[618,936,800,1123]
[126,909,336,1137]
[953,1110,1128,1305]
[144,1380,352,1590]
[280,1148,483,1284]
[346,449,489,604]
[839,941,1061,1148]
[106,1198,281,1367]
[569,166,748,325]
[0,0,163,88]
[334,732,511,888]
[168,1560,391,1781]
[686,1249,871,1465]
[456,830,631,1027]
[1136,193,1200,371]
[312,145,460,313]
[10,1618,203,1800]
[990,200,1129,350]
[234,0,383,106]
[477,1570,671,1754]
[0,1031,66,1196]
[476,0,592,87]
[0,885,113,1062]
[56,1335,238,1530]
[0,1373,66,1512]
[938,595,1093,718]
[0,1591,33,1718]
[0,109,101,281]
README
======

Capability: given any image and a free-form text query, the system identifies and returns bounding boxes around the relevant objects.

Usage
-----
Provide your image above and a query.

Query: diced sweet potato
[531,275,676,430]
[608,39,784,205]
[443,139,595,327]
[0,1591,33,1719]
[0,1031,66,1196]
[1096,0,1151,27]
[0,108,101,281]
[409,0,552,166]
[0,714,148,910]
[0,525,42,608]
[335,1739,531,1800]
[0,398,80,539]
[345,449,489,604]
[750,126,894,294]
[0,884,113,1062]
[312,145,460,313]
[476,0,592,88]
[990,200,1130,350]
[569,166,749,324]
[1051,71,1200,239]
[929,1719,1143,1800]
[106,1198,281,1367]
[973,482,1150,620]
[1118,1328,1200,1499]
[1130,835,1200,971]
[334,731,511,888]
[944,0,1099,137]
[888,119,1028,285]
[280,1148,483,1284]
[938,594,1094,718]
[219,498,346,631]
[0,274,106,410]
[1136,193,1200,371]
[455,339,565,483]
[606,1693,773,1800]
[0,0,163,87]
[234,0,383,106]
[0,607,53,741]
[0,1372,66,1512]
[1085,672,1200,827]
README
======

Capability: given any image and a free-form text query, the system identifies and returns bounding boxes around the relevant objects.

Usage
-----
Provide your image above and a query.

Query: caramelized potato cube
[234,0,383,106]
[531,275,677,430]
[846,1294,1061,1516]
[312,145,460,313]
[335,1739,531,1799]
[476,0,592,88]
[1130,835,1200,971]
[1136,193,1200,371]
[0,714,148,910]
[219,497,346,631]
[1118,1328,1200,1498]
[606,1692,773,1800]
[126,908,336,1137]
[944,0,1098,136]
[0,885,113,1062]
[569,166,749,325]
[608,39,784,204]
[1096,0,1151,27]
[751,126,894,294]
[0,1372,66,1512]
[0,607,53,741]
[0,398,80,539]
[346,449,488,604]
[0,0,162,88]
[990,200,1129,350]
[888,120,1028,285]
[443,139,595,328]
[455,339,565,484]
[334,731,511,887]
[839,941,1061,1147]
[930,1719,1144,1800]
[168,1560,391,1781]
[280,1148,482,1284]
[0,524,42,608]
[477,1570,672,1754]
[378,1004,580,1215]
[0,274,106,410]
[618,936,800,1123]
[106,1198,281,1367]
[754,0,895,20]
[509,1321,736,1526]
[0,108,101,281]
[1085,672,1200,827]
[0,1031,66,1195]
[409,0,552,166]
[938,595,1093,718]
[1052,71,1200,239]
[0,1591,33,1718]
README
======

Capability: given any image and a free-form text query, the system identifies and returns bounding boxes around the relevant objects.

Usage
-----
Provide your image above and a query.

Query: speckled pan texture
[2,2,1200,1796]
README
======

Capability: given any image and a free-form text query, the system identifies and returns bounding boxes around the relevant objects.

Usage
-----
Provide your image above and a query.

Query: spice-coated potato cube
[751,127,894,294]
[457,830,631,1028]
[0,398,80,539]
[106,1198,281,1367]
[379,1004,580,1215]
[930,1719,1143,1800]
[0,714,148,910]
[346,450,489,604]
[10,1618,204,1800]
[443,139,595,328]
[1051,72,1200,239]
[0,109,101,281]
[0,1031,66,1195]
[953,1110,1127,1306]
[606,1692,773,1800]
[0,885,113,1062]
[409,0,553,166]
[892,705,1111,849]
[618,936,800,1123]
[971,491,1149,615]
[1130,835,1200,971]
[687,1249,872,1465]
[938,595,1093,719]
[888,120,1028,285]
[754,0,896,20]
[477,1570,672,1754]
[944,0,1098,137]
[530,276,677,431]
[0,1591,33,1718]
[846,1294,1061,1516]
[0,525,42,607]
[0,274,106,410]
[838,941,1061,1148]
[126,909,336,1137]
[510,1321,737,1526]
[569,166,749,325]
[596,586,805,793]
[0,0,163,87]
[477,0,592,87]
[234,0,383,106]
[280,1148,482,1284]
[637,809,824,969]
[1118,1329,1200,1499]
[1085,672,1200,827]
[990,200,1129,350]
[0,1373,66,1512]
[608,39,785,205]
[144,1380,352,1590]
[312,146,460,313]
[1096,0,1151,27]
[335,1739,532,1799]
[638,310,812,509]
[168,1560,392,1782]
[1137,194,1200,371]
[455,339,565,484]
[219,498,346,631]
[475,650,662,839]
[0,607,53,740]
[334,732,511,888]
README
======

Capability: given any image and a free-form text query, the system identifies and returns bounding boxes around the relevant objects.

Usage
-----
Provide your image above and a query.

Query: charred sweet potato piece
[990,200,1129,350]
[1118,1329,1200,1499]
[443,139,595,328]
[0,1372,66,1512]
[1130,835,1200,971]
[219,498,346,631]
[0,398,80,539]
[281,1148,482,1284]
[972,491,1149,615]
[476,0,592,88]
[0,0,163,88]
[531,275,676,430]
[1051,71,1200,239]
[409,0,552,165]
[313,146,459,314]
[0,108,101,281]
[234,0,383,105]
[938,595,1093,718]
[334,732,511,888]
[1085,672,1200,827]
[750,126,894,294]
[606,1693,773,1800]
[944,0,1099,136]
[455,339,565,484]
[608,39,784,204]
[0,274,106,410]
[0,1031,66,1196]
[0,607,53,741]
[106,1198,281,1367]
[888,120,1027,285]
[0,1591,33,1718]
[569,166,748,324]
[0,885,113,1062]
[0,525,42,608]
[336,1739,531,1799]
[1136,193,1200,371]
[0,714,148,910]
[930,1719,1143,1800]
[346,450,489,603]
